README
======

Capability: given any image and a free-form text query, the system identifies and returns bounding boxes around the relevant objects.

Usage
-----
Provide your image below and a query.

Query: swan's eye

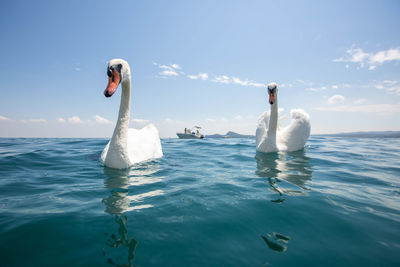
[115,64,122,73]
[107,67,112,77]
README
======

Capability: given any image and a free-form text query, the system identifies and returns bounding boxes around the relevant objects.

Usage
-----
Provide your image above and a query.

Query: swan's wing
[100,141,110,164]
[278,109,310,151]
[256,111,270,147]
[127,123,163,164]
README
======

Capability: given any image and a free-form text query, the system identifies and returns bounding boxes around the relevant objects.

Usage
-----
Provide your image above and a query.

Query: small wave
[1,137,400,266]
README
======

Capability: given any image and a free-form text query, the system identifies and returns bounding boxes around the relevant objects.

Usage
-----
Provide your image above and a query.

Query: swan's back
[277,109,310,151]
[127,124,163,164]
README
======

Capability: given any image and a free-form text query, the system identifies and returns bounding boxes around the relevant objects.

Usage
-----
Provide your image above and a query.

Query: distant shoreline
[316,131,400,138]
[205,130,400,139]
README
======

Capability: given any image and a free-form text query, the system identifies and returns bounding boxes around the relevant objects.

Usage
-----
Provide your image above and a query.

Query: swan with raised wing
[100,58,163,169]
[256,82,310,153]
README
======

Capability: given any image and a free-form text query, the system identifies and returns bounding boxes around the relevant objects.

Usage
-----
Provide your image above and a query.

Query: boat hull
[177,133,204,139]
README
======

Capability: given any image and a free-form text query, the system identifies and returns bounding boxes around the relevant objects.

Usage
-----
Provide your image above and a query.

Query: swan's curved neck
[110,79,131,151]
[268,96,278,136]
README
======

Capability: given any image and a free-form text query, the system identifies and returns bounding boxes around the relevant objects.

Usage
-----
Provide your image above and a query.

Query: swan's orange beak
[269,92,275,105]
[104,69,121,97]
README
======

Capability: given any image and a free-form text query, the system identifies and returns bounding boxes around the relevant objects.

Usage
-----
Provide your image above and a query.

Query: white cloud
[387,86,400,95]
[94,115,112,124]
[68,116,82,124]
[232,77,249,86]
[280,83,290,88]
[0,115,11,121]
[132,118,149,123]
[154,62,180,77]
[234,115,243,120]
[212,75,265,88]
[187,73,208,80]
[305,83,352,92]
[334,46,400,70]
[371,48,400,64]
[354,98,367,105]
[231,77,265,87]
[378,80,400,95]
[160,69,178,76]
[158,65,171,70]
[20,118,46,123]
[314,103,400,114]
[155,62,265,88]
[213,75,231,84]
[383,80,398,86]
[334,47,369,66]
[328,94,346,104]
[248,81,266,88]
[30,118,46,123]
[205,118,216,123]
[364,80,400,95]
[171,64,181,69]
[56,118,66,123]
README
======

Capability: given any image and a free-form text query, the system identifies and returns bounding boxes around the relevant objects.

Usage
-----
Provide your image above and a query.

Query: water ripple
[0,137,400,266]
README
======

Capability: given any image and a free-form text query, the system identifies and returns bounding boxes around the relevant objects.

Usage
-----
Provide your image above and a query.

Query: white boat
[177,126,204,139]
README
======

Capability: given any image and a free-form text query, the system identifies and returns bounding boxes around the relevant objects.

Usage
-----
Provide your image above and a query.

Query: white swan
[100,58,163,169]
[256,82,310,153]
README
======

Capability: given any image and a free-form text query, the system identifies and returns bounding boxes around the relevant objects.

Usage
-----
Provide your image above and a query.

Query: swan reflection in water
[102,162,163,267]
[256,150,312,255]
[256,150,313,203]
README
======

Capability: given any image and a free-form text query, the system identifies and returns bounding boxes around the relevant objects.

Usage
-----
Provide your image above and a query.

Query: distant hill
[321,131,400,138]
[205,130,400,139]
[206,131,254,138]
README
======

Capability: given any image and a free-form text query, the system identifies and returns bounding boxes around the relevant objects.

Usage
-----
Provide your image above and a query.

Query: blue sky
[0,0,400,137]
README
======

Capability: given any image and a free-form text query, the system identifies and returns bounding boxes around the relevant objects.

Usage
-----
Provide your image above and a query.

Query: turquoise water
[0,137,399,266]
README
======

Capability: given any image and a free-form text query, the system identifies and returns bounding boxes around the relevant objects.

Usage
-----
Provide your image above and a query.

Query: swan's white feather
[127,124,163,164]
[100,124,163,168]
[276,109,310,152]
[255,110,269,146]
[256,105,310,153]
[100,142,110,164]
[256,110,279,152]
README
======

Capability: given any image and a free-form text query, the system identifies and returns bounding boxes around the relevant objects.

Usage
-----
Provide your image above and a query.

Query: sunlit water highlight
[0,137,399,266]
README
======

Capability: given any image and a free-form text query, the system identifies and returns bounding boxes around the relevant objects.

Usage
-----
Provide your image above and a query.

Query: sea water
[0,137,399,266]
